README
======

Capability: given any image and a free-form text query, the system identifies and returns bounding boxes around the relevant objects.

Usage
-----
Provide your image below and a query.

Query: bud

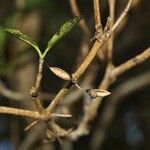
[30,87,38,97]
[49,67,71,81]
[86,89,111,98]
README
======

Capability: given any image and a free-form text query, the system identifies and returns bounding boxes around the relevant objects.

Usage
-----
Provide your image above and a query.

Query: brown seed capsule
[94,89,111,97]
[86,89,111,98]
[49,67,71,81]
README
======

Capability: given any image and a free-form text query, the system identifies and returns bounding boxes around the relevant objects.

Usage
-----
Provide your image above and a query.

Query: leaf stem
[30,59,44,112]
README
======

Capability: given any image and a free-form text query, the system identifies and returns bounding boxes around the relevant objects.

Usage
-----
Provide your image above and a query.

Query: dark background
[0,0,149,149]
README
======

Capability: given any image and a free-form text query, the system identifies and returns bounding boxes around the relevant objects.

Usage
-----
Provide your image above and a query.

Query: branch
[0,81,54,101]
[112,47,150,78]
[30,59,44,112]
[46,82,73,114]
[46,0,133,115]
[0,106,44,119]
[107,0,115,64]
[109,0,132,35]
[51,113,72,118]
[93,0,103,35]
[68,0,90,41]
[35,59,43,92]
[0,81,26,101]
[0,106,71,121]
[24,120,39,131]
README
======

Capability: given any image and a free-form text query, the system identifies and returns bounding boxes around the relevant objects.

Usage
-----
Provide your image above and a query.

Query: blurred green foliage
[0,30,7,76]
[25,0,57,11]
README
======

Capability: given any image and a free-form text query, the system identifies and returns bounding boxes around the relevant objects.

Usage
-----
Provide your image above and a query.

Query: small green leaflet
[2,28,42,57]
[1,16,82,60]
[42,16,82,59]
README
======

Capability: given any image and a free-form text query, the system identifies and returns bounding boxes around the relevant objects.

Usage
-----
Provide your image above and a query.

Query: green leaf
[42,16,82,59]
[2,28,42,58]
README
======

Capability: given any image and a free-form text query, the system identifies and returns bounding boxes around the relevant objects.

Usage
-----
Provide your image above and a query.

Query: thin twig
[46,121,71,139]
[46,81,73,114]
[32,98,44,112]
[0,81,54,101]
[68,0,91,41]
[112,47,150,78]
[0,106,72,121]
[109,0,132,35]
[30,59,44,112]
[51,113,72,118]
[0,106,44,119]
[24,120,39,131]
[0,82,26,101]
[24,113,72,131]
[93,0,103,35]
[107,0,115,64]
[35,59,43,91]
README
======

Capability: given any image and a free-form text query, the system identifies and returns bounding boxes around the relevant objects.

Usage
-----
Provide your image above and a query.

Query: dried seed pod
[86,89,111,98]
[49,67,71,81]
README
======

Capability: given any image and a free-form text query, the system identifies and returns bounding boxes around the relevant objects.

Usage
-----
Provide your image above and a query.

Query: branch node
[71,75,78,84]
[104,17,112,33]
[30,87,38,98]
